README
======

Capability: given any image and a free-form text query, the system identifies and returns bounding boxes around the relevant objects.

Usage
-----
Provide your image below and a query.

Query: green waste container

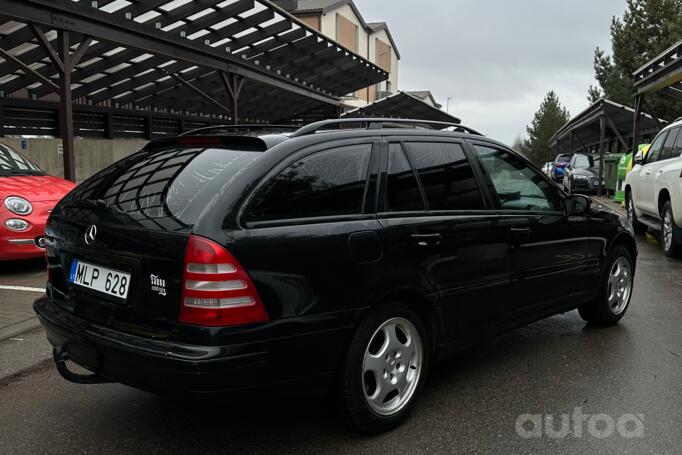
[603,154,624,197]
[614,152,632,203]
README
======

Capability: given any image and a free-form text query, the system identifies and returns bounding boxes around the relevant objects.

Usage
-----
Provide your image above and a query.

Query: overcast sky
[354,0,627,145]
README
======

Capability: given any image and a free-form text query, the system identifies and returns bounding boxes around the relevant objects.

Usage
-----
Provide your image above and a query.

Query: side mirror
[565,194,591,215]
[634,151,644,165]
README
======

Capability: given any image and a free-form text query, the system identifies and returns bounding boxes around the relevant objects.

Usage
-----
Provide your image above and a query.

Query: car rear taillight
[180,235,268,327]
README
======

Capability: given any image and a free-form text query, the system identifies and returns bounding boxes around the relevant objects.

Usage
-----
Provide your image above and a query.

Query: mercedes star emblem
[84,225,97,245]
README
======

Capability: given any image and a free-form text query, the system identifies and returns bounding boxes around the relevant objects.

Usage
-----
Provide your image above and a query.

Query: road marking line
[0,285,45,293]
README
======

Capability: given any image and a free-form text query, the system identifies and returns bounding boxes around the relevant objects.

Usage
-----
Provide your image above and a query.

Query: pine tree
[524,91,571,166]
[589,0,682,119]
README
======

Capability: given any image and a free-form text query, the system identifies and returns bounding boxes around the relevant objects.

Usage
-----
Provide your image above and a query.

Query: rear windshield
[556,155,571,163]
[0,143,45,176]
[68,146,263,232]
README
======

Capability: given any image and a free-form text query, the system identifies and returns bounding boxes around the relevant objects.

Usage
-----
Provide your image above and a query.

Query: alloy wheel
[663,209,673,252]
[362,317,423,416]
[607,257,632,315]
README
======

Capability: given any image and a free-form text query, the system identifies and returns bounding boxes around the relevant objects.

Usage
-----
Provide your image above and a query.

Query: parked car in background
[625,117,682,257]
[552,153,572,182]
[0,143,75,261]
[563,153,604,194]
[542,161,553,177]
[35,119,637,434]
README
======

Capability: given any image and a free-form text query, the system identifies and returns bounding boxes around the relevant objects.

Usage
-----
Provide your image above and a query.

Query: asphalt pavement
[1,235,681,454]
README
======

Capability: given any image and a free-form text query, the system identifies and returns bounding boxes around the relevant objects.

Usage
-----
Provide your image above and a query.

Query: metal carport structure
[0,0,388,181]
[632,39,682,151]
[548,98,666,196]
[341,91,462,125]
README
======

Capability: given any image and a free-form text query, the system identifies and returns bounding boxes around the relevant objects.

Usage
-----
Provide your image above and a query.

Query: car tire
[578,244,634,326]
[661,201,682,258]
[337,303,429,434]
[626,191,647,235]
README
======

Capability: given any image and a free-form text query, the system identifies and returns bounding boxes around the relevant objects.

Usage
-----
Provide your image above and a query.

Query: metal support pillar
[105,112,114,139]
[598,115,606,197]
[572,130,588,154]
[57,30,76,182]
[569,132,573,154]
[640,97,663,130]
[632,95,643,155]
[169,72,232,116]
[606,115,629,152]
[220,72,244,126]
[29,26,92,182]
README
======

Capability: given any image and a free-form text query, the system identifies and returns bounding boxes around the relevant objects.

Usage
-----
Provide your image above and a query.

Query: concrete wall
[0,138,148,183]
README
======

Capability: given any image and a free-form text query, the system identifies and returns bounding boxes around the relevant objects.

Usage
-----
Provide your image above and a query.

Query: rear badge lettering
[150,274,166,296]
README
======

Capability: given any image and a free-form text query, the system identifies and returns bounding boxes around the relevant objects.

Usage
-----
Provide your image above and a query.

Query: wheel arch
[658,188,671,216]
[374,286,441,355]
[608,232,638,270]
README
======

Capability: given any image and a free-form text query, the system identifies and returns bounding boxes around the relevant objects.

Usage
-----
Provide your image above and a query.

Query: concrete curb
[0,317,41,342]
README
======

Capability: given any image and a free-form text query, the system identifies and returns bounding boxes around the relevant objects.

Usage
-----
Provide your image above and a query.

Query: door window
[646,131,669,164]
[403,142,484,211]
[386,143,424,211]
[474,145,561,212]
[247,144,372,222]
[660,127,680,161]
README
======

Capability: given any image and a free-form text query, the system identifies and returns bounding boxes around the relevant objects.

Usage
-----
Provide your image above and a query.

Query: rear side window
[676,129,682,158]
[247,144,372,222]
[69,146,263,232]
[386,143,424,211]
[660,127,680,161]
[403,142,484,211]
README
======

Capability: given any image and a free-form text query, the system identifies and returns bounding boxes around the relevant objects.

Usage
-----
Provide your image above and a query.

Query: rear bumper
[34,296,355,395]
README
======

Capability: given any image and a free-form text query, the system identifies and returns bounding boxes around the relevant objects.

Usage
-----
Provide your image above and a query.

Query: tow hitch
[53,345,112,385]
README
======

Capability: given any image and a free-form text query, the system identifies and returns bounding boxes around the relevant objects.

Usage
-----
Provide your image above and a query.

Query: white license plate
[69,260,131,300]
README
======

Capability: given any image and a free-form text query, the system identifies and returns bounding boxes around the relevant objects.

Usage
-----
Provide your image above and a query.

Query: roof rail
[179,124,299,136]
[290,118,483,138]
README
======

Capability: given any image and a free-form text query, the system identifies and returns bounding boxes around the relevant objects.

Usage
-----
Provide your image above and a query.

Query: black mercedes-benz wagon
[35,119,637,433]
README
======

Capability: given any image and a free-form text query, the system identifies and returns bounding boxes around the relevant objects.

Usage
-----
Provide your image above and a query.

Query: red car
[1,143,74,261]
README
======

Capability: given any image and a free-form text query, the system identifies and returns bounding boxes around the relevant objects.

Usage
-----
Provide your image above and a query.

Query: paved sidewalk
[0,259,46,341]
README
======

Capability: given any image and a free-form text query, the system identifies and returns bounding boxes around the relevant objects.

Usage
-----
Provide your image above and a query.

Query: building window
[336,14,359,53]
[376,38,392,72]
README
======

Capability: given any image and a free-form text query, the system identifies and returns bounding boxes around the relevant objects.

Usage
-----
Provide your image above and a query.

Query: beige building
[273,0,400,110]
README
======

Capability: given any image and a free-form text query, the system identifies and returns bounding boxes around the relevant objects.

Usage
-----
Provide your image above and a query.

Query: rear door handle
[411,233,442,247]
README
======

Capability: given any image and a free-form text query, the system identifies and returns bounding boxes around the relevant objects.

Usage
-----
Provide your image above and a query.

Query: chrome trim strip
[8,239,35,245]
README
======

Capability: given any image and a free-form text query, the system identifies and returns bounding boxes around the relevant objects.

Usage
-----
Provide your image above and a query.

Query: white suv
[625,118,682,257]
